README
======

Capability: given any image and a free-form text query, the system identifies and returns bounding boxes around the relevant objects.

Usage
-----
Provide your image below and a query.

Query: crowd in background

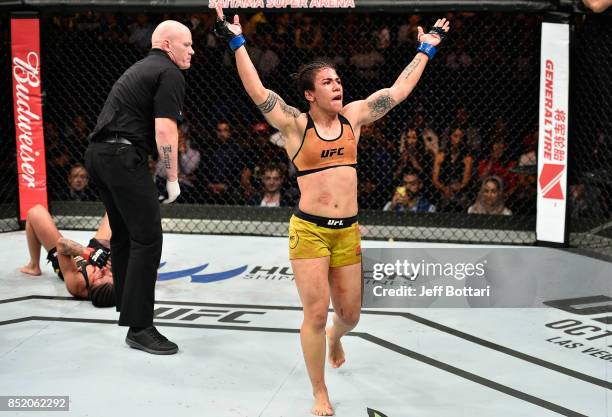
[0,10,608,220]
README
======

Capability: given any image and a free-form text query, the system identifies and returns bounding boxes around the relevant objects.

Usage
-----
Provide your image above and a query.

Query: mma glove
[416,26,447,60]
[82,246,110,269]
[213,14,245,51]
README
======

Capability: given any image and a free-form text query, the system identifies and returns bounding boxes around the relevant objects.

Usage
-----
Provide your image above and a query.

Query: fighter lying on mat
[20,204,115,307]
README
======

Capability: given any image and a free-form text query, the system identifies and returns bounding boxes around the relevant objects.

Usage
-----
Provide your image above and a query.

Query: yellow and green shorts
[288,208,361,268]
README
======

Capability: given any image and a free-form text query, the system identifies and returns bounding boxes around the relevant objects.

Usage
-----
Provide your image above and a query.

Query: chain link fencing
[568,13,612,257]
[0,13,19,232]
[37,10,542,244]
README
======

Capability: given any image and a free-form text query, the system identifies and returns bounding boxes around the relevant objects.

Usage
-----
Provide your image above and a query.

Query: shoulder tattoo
[257,90,301,118]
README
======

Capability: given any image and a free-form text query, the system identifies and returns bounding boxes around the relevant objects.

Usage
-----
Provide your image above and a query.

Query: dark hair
[402,169,421,180]
[89,283,116,308]
[293,61,336,98]
[483,176,502,190]
[263,163,283,177]
[70,163,86,172]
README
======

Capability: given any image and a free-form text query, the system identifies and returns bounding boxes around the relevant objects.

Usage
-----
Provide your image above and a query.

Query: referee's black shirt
[89,48,185,159]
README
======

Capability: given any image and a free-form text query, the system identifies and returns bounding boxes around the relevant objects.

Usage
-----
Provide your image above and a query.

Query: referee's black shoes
[126,326,179,355]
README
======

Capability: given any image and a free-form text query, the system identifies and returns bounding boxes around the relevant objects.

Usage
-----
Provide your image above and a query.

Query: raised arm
[344,18,450,129]
[213,5,302,136]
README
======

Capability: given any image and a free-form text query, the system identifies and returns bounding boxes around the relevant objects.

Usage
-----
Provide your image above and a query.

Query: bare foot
[326,328,346,368]
[312,388,334,416]
[20,263,41,276]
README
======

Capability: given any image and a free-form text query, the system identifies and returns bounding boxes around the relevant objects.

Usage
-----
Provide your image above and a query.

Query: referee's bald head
[151,20,194,70]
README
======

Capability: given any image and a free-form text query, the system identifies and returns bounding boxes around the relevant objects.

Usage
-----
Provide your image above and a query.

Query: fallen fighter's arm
[57,237,110,268]
[57,237,87,257]
[56,242,88,299]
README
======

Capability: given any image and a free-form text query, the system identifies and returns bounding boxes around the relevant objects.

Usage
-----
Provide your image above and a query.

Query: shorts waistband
[294,208,357,229]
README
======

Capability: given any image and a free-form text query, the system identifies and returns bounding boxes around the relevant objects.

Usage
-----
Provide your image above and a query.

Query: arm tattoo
[401,56,422,80]
[256,90,300,118]
[280,100,301,118]
[367,90,396,119]
[257,90,278,113]
[160,145,172,170]
[57,238,86,257]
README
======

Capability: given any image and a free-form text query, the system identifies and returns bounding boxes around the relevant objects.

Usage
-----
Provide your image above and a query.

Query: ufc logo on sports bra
[328,220,344,226]
[321,147,344,158]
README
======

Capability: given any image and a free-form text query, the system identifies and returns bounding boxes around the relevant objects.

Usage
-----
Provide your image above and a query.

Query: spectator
[252,33,280,79]
[128,14,154,51]
[432,127,474,211]
[477,141,517,193]
[410,110,439,150]
[294,14,323,60]
[313,29,346,69]
[445,39,473,70]
[177,128,201,188]
[509,171,537,216]
[519,131,538,167]
[65,114,90,158]
[441,107,481,156]
[349,38,384,81]
[383,170,436,213]
[358,123,394,209]
[569,182,604,219]
[203,120,244,204]
[247,164,293,207]
[397,15,421,46]
[243,11,268,36]
[394,127,425,176]
[270,12,294,56]
[45,122,71,193]
[240,121,287,200]
[98,13,128,44]
[468,176,512,215]
[67,163,96,201]
[373,21,391,51]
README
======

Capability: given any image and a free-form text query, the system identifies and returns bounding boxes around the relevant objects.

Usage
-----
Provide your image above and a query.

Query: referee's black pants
[86,142,162,327]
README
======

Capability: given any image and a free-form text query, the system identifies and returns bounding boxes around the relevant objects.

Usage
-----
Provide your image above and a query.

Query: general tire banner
[537,22,569,244]
[11,16,47,220]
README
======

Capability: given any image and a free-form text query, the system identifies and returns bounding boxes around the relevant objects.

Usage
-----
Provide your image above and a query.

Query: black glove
[427,26,447,43]
[88,238,106,252]
[213,15,245,51]
[84,246,110,269]
[213,14,234,41]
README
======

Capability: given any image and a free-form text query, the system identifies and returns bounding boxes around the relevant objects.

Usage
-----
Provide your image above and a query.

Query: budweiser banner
[11,16,47,220]
[536,22,569,244]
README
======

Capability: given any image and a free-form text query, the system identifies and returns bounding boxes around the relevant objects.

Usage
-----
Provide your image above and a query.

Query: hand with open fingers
[213,4,245,50]
[417,18,450,47]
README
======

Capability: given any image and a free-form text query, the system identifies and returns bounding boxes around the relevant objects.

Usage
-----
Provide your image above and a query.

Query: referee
[85,20,194,355]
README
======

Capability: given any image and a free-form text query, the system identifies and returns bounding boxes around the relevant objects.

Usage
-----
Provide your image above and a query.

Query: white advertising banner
[537,22,570,244]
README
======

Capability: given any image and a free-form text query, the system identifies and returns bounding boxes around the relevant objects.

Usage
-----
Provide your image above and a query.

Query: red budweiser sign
[11,17,48,220]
